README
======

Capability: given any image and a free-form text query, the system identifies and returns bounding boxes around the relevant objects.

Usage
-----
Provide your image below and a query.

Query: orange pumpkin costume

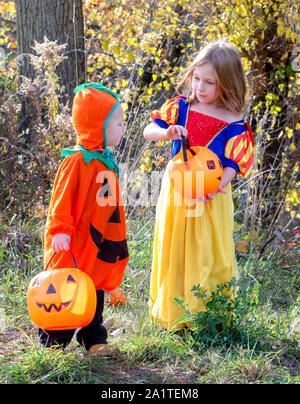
[44,84,129,292]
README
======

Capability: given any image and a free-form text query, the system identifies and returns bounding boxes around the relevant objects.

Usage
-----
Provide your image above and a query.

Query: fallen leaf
[107,289,128,306]
[236,239,250,253]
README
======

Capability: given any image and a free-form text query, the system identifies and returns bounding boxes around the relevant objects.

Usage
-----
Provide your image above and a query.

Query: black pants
[38,290,107,351]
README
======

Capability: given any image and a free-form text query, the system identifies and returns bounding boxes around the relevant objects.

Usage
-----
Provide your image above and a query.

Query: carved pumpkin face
[170,146,223,200]
[27,268,97,330]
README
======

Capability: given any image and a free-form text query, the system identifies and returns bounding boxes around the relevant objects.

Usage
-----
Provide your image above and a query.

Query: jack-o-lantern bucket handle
[180,135,196,166]
[45,251,78,271]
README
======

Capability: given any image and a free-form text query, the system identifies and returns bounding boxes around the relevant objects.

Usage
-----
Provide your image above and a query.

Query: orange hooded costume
[44,84,129,292]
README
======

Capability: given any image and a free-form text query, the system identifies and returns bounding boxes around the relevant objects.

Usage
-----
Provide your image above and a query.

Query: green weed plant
[175,278,285,351]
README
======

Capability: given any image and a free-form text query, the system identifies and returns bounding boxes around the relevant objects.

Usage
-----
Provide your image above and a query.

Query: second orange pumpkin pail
[169,137,223,200]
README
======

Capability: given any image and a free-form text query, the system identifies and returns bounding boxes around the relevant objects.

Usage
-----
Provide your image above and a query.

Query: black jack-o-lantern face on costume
[91,171,128,264]
[27,268,97,330]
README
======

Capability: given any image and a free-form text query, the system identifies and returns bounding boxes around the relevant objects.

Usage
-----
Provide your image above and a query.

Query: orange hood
[72,84,120,151]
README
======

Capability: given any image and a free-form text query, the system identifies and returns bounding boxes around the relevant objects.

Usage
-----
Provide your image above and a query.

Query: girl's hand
[204,187,227,203]
[194,187,227,203]
[166,125,188,140]
[52,233,71,253]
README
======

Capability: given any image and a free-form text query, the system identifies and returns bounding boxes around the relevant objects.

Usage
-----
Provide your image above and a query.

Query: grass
[0,214,299,384]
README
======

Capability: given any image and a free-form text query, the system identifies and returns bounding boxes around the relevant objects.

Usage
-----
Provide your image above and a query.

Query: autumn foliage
[0,0,299,253]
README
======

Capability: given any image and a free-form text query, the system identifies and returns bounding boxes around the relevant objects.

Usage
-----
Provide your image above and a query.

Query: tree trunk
[15,0,85,100]
[239,16,298,231]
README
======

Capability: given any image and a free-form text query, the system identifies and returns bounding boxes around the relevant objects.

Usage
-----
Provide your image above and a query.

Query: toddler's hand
[166,125,188,140]
[51,233,70,253]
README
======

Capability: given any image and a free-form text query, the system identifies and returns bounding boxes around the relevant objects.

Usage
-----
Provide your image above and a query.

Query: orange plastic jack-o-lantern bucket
[27,253,97,330]
[169,137,223,200]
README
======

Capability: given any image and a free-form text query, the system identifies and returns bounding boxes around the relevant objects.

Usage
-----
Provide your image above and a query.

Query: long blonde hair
[176,40,247,113]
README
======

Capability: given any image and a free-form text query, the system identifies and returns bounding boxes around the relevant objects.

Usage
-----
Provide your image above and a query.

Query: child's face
[192,63,219,105]
[106,104,125,146]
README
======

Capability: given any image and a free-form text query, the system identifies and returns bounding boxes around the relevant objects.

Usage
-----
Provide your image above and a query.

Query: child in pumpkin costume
[39,83,129,355]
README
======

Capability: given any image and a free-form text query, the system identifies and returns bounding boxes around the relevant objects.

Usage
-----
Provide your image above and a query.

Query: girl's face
[191,63,219,105]
[106,104,125,146]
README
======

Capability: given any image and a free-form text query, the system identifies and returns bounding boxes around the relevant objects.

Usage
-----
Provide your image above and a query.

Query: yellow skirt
[149,161,238,330]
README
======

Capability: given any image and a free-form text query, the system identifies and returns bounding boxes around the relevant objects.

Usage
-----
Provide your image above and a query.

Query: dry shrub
[0,38,74,221]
